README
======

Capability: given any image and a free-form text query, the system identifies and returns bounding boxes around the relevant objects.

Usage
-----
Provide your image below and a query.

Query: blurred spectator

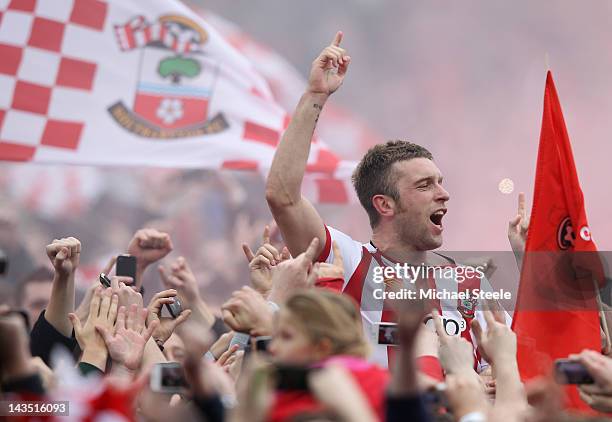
[14,267,54,327]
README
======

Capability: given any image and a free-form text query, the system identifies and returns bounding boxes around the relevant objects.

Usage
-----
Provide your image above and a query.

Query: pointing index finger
[263,225,271,245]
[331,31,343,47]
[303,237,320,264]
[431,310,447,340]
[517,192,526,218]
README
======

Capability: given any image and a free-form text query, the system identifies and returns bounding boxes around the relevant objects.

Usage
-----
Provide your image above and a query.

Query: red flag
[512,71,602,412]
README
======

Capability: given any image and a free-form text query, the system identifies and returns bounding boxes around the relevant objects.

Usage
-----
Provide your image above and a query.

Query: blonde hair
[284,289,369,358]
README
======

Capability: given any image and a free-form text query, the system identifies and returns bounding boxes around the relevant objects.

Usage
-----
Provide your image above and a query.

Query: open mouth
[429,209,447,229]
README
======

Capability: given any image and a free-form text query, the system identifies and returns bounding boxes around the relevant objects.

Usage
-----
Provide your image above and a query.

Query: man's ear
[372,194,396,219]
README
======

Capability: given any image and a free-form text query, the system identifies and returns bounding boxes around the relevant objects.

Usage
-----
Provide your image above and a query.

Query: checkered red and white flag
[0,0,354,203]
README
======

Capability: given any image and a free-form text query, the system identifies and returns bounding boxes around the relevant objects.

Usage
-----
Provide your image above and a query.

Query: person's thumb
[173,309,192,327]
[54,247,69,268]
[95,325,112,344]
[508,214,521,230]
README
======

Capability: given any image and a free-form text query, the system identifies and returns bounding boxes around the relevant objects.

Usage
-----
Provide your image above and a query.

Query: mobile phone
[254,336,272,353]
[275,365,316,391]
[376,323,399,346]
[99,273,112,288]
[0,248,7,276]
[165,297,183,319]
[116,254,137,281]
[150,362,187,394]
[554,359,594,384]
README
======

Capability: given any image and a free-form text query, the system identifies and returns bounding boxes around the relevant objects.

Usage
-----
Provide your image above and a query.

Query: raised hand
[472,303,524,412]
[221,286,273,336]
[446,373,489,420]
[97,303,158,371]
[317,241,344,279]
[69,287,118,370]
[432,310,475,376]
[471,304,516,367]
[158,256,215,332]
[110,276,143,310]
[242,225,291,295]
[307,31,351,96]
[268,238,320,304]
[127,228,173,270]
[508,192,529,254]
[158,256,200,306]
[146,289,191,345]
[181,323,236,400]
[46,237,81,278]
[45,236,82,337]
[574,350,612,392]
[75,257,119,322]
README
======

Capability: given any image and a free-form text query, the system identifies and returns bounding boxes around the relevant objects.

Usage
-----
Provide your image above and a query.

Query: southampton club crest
[457,295,478,319]
[556,216,592,250]
[108,15,229,138]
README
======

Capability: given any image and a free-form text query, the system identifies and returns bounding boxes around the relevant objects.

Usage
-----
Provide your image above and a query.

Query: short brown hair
[352,140,433,227]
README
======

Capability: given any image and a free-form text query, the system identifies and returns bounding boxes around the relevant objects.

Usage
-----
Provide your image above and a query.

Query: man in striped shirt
[265,32,509,370]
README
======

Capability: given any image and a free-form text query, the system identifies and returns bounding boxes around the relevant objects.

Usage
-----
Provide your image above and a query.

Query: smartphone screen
[377,323,399,346]
[0,248,7,276]
[150,362,187,393]
[554,359,595,384]
[116,255,137,281]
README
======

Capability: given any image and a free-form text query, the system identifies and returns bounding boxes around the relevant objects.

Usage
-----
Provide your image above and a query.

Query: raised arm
[265,32,350,257]
[45,237,81,337]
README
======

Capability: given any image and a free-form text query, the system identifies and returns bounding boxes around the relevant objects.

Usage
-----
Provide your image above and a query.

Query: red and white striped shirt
[317,225,511,371]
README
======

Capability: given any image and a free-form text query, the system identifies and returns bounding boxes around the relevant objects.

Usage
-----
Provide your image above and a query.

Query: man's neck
[371,226,441,265]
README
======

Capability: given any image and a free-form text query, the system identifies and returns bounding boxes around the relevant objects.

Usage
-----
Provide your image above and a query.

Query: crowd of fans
[0,224,610,421]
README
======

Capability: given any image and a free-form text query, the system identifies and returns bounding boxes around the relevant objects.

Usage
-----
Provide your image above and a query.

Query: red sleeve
[416,356,444,381]
[314,277,344,292]
[316,225,332,263]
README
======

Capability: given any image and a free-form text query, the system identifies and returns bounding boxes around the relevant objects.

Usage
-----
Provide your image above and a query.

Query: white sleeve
[317,225,363,290]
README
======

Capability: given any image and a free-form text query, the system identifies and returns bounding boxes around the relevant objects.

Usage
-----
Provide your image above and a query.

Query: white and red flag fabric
[0,0,354,202]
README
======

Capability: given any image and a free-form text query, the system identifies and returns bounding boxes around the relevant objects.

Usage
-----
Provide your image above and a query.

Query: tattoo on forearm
[313,103,323,123]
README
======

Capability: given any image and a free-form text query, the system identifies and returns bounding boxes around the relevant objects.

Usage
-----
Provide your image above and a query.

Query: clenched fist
[127,228,173,269]
[46,237,81,278]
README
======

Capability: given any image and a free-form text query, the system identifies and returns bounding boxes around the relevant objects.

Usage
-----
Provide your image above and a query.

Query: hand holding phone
[150,362,187,393]
[554,359,595,384]
[165,297,183,319]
